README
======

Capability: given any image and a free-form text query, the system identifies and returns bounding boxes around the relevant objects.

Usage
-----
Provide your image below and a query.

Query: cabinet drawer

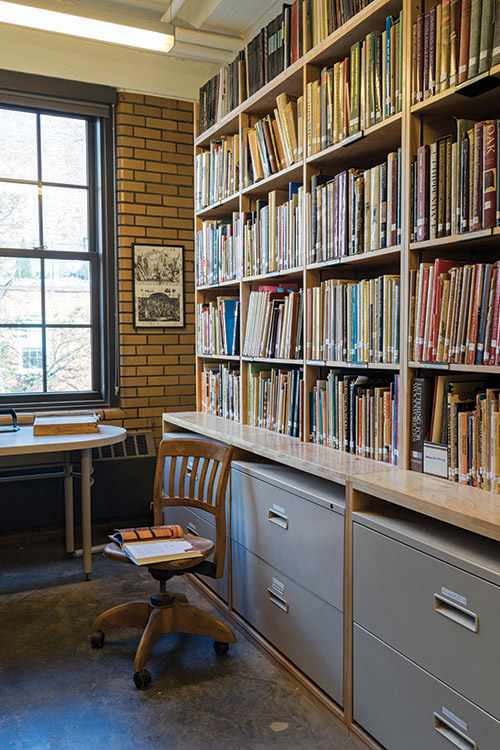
[231,466,344,610]
[232,541,343,705]
[354,624,500,750]
[354,523,500,720]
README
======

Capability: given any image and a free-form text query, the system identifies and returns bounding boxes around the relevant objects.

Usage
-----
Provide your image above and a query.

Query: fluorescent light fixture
[0,1,175,53]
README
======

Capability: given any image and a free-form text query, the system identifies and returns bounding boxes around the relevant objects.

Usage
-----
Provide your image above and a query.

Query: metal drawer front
[353,523,500,721]
[231,468,344,610]
[232,541,343,705]
[183,509,229,603]
[354,625,500,750]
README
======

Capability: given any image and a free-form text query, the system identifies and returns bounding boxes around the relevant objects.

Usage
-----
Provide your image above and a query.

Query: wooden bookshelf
[193,0,500,491]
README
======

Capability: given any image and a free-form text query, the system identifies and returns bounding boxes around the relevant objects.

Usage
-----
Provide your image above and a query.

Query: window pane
[0,109,37,181]
[0,327,43,393]
[41,115,88,186]
[42,186,88,252]
[46,327,92,392]
[0,183,39,249]
[0,257,41,323]
[45,260,91,324]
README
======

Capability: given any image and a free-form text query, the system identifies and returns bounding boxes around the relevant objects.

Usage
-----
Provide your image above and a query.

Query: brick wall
[113,91,196,443]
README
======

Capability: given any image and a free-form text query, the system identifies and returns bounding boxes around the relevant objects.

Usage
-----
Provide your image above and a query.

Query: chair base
[92,592,237,673]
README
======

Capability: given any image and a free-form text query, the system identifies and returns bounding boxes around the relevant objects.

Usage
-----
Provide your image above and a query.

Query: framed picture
[132,244,184,328]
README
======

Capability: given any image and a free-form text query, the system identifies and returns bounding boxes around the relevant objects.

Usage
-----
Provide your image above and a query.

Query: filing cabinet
[231,461,345,705]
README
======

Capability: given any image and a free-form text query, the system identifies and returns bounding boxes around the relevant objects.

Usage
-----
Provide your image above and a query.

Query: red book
[483,119,497,228]
[426,260,460,361]
[391,153,399,246]
[458,0,472,83]
[417,266,431,360]
[467,264,484,364]
[291,0,298,64]
[416,145,430,242]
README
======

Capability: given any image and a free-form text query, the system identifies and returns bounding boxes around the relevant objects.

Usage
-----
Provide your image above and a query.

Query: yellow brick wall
[113,91,195,442]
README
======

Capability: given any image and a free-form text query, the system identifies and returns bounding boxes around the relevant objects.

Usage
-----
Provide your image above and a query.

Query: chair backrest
[152,438,233,579]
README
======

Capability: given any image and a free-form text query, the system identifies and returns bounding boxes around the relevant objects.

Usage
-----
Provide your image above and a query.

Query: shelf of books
[194,0,500,496]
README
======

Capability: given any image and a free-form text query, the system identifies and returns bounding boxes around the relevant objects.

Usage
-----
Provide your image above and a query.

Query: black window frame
[0,72,118,411]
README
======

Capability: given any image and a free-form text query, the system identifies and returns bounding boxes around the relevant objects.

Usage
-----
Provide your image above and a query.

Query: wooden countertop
[163,412,500,544]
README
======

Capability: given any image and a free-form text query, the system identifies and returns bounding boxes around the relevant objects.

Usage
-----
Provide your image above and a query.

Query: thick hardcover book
[467,0,482,78]
[416,145,430,242]
[429,5,437,96]
[472,121,484,230]
[492,0,500,66]
[416,13,424,100]
[120,538,202,566]
[458,0,473,83]
[483,119,498,227]
[449,0,461,84]
[478,0,495,72]
[33,414,99,435]
[411,377,434,471]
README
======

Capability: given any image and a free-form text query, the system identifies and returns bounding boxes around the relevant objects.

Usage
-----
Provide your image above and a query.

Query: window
[0,99,116,408]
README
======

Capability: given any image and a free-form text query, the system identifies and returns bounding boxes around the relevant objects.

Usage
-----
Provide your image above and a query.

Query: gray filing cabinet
[162,431,229,603]
[231,461,345,705]
[353,506,500,749]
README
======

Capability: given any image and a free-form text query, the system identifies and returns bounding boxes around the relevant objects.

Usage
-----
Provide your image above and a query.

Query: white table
[0,425,126,578]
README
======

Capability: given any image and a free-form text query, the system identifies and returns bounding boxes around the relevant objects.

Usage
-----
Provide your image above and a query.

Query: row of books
[200,363,241,423]
[308,150,402,263]
[196,298,240,356]
[409,259,500,366]
[306,14,403,155]
[243,286,303,360]
[411,0,500,104]
[198,51,246,134]
[195,215,240,287]
[241,94,301,187]
[310,372,399,464]
[411,375,500,493]
[248,364,303,437]
[195,136,239,211]
[241,183,304,277]
[305,275,400,364]
[411,119,500,242]
[198,0,378,135]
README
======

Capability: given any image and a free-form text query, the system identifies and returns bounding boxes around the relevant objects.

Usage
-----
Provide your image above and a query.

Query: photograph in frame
[133,244,184,328]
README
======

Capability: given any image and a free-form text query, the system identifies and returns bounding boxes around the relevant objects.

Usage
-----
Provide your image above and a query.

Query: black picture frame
[132,244,185,328]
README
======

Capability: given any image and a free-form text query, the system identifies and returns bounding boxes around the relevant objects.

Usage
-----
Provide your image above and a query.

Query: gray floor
[0,536,357,750]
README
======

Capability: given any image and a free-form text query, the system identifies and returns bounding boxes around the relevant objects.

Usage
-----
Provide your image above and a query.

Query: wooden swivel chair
[91,438,237,689]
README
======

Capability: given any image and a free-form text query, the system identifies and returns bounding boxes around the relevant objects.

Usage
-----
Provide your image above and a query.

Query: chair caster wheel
[91,631,105,649]
[213,640,229,655]
[134,669,152,689]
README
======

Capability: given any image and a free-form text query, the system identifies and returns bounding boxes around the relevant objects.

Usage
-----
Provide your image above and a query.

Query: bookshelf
[194,0,500,493]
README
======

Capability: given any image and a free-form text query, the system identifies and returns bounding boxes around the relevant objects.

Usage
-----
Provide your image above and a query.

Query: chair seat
[103,534,215,572]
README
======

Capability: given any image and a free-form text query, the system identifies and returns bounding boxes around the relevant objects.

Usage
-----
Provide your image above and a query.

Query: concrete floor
[0,536,358,750]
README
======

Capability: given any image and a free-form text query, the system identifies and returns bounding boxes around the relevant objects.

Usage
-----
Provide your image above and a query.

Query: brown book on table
[33,414,99,436]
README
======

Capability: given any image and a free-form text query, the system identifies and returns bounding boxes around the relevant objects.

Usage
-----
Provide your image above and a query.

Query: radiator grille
[92,430,155,461]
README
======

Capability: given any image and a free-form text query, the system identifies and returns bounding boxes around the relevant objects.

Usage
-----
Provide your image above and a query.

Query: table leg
[64,453,74,556]
[81,448,93,580]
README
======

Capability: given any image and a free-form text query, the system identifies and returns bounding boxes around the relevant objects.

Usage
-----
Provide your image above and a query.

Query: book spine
[458,0,472,83]
[416,145,429,242]
[483,119,497,228]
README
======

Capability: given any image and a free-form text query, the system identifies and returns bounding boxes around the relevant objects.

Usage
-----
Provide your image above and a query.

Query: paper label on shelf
[441,587,467,607]
[442,707,468,733]
[271,577,285,596]
[423,442,448,479]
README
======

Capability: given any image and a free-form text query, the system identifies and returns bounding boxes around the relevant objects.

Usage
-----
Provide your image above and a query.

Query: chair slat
[168,455,177,499]
[179,456,189,498]
[197,457,210,502]
[188,456,200,498]
[206,459,219,506]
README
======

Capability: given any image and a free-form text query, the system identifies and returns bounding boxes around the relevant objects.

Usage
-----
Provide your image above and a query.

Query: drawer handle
[267,589,289,613]
[187,522,199,536]
[433,713,477,750]
[433,594,479,633]
[267,509,289,530]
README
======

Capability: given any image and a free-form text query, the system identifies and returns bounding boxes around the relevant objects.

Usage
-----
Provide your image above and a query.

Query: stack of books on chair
[310,372,399,464]
[411,0,500,103]
[308,151,402,262]
[109,525,203,566]
[411,119,500,242]
[243,286,303,360]
[241,182,303,276]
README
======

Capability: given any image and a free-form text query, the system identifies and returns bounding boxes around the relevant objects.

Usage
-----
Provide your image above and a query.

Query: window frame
[0,79,118,411]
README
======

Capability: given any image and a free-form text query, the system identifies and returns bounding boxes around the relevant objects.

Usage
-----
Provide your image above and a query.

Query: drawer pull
[267,509,289,530]
[433,713,477,750]
[433,594,479,633]
[187,522,199,536]
[267,589,289,613]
